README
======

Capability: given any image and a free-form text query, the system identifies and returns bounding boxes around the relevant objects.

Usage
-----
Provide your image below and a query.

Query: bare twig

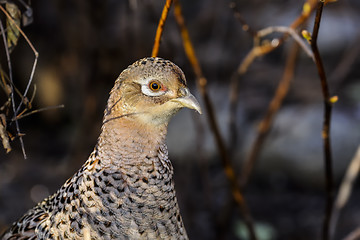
[240,41,300,188]
[0,17,26,158]
[310,2,334,240]
[173,1,257,239]
[228,0,317,180]
[233,0,317,77]
[151,0,173,58]
[343,227,360,240]
[0,3,40,157]
[0,5,39,116]
[330,146,360,239]
[257,26,314,60]
[231,24,314,79]
[12,104,65,121]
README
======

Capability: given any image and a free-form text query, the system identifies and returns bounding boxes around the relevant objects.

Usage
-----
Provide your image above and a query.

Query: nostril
[178,87,188,97]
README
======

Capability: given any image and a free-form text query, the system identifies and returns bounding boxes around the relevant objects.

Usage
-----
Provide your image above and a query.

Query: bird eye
[149,81,161,92]
[141,79,166,97]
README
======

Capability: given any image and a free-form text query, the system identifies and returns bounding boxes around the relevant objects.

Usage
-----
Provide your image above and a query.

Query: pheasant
[1,57,201,240]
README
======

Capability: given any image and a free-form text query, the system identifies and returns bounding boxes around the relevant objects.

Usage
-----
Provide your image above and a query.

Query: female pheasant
[1,57,201,240]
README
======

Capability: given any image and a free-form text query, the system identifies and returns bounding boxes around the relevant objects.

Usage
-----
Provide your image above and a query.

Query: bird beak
[171,88,202,114]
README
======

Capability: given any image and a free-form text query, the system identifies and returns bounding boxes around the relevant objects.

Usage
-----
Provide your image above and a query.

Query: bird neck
[96,116,168,168]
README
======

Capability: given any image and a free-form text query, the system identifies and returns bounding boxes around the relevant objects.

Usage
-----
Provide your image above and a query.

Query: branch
[0,3,39,158]
[240,41,300,188]
[174,1,257,239]
[0,17,26,158]
[257,26,314,60]
[228,0,317,156]
[151,0,173,58]
[310,2,334,240]
[12,104,65,121]
[330,146,360,239]
[343,228,360,240]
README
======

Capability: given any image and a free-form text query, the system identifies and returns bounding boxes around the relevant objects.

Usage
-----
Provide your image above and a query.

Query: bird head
[104,57,202,127]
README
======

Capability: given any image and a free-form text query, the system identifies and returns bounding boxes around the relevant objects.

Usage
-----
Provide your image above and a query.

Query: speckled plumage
[1,57,201,240]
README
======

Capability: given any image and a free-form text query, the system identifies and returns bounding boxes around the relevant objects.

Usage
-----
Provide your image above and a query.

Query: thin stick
[12,105,65,121]
[228,0,317,153]
[151,0,173,58]
[240,41,300,188]
[257,26,314,60]
[233,0,317,77]
[330,146,360,240]
[310,2,334,240]
[0,18,26,158]
[0,5,39,115]
[15,56,38,114]
[174,1,257,239]
[343,227,360,240]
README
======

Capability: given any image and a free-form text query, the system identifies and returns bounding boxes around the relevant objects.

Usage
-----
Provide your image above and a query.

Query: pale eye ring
[149,80,161,92]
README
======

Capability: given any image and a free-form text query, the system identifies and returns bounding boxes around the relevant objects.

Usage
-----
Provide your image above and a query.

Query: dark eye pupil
[151,82,159,90]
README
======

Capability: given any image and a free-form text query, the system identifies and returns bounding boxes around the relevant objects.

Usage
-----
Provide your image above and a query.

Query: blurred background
[1,0,360,239]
